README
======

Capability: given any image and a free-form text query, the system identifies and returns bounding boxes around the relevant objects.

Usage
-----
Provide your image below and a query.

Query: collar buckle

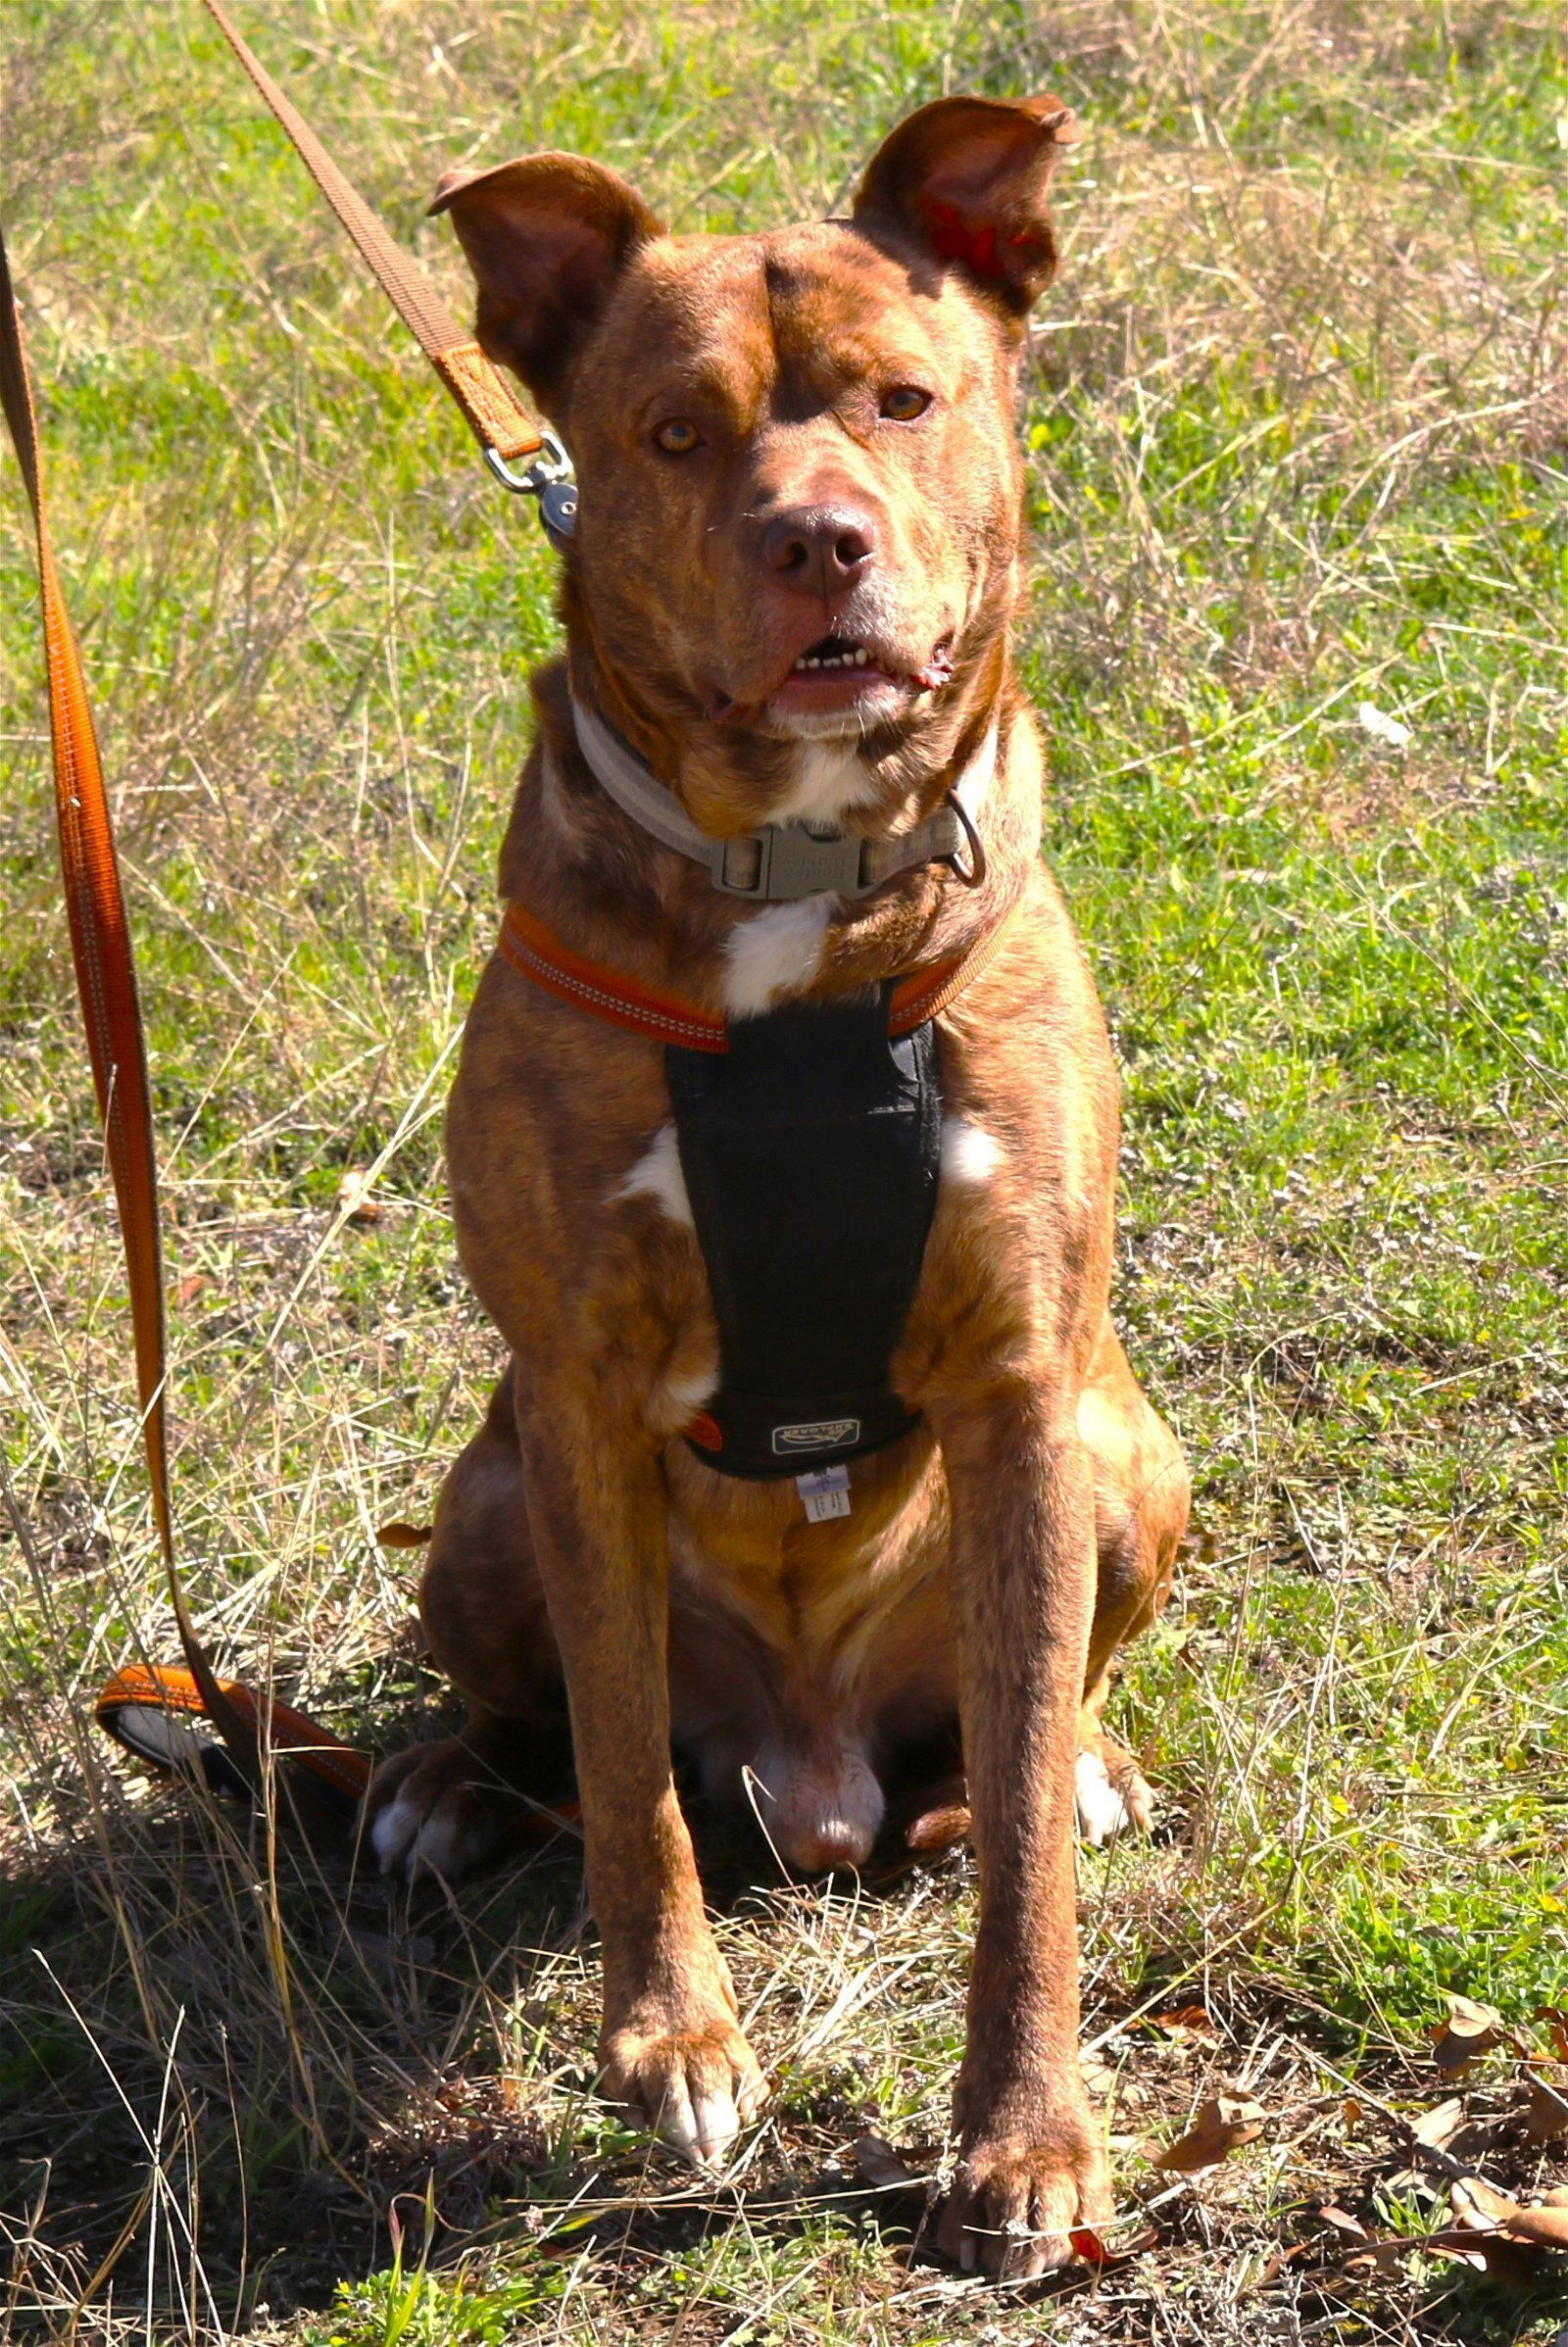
[710,825,869,901]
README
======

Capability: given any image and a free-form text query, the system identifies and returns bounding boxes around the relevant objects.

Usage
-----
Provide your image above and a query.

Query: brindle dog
[366,94,1190,2277]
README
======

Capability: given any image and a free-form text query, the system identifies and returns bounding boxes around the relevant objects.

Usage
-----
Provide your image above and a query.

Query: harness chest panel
[665,989,941,1480]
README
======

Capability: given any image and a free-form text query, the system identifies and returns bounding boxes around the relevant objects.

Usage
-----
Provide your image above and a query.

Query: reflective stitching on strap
[498,901,1013,1050]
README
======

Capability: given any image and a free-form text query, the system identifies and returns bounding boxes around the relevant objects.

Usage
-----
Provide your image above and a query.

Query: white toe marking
[723,895,834,1017]
[372,1791,420,1874]
[410,1807,466,1878]
[773,741,881,825]
[616,1124,693,1226]
[941,1115,1004,1187]
[1074,1749,1133,1848]
[655,2075,702,2165]
[689,2090,742,2167]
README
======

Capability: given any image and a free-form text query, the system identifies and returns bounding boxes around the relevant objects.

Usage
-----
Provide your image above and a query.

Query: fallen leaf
[1426,2226,1525,2280]
[1150,2092,1266,2172]
[336,1167,383,1224]
[1452,2175,1518,2227]
[1317,2203,1371,2241]
[1522,2075,1568,2145]
[175,1271,208,1307]
[1501,2206,1568,2251]
[1144,2002,1215,2042]
[1452,2176,1568,2251]
[1411,2096,1466,2149]
[1536,2005,1568,2063]
[375,1521,433,1548]
[850,2133,923,2195]
[1431,1993,1508,2074]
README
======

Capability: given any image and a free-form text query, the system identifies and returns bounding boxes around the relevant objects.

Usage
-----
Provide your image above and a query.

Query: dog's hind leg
[367,1362,569,1879]
[1073,1319,1189,1846]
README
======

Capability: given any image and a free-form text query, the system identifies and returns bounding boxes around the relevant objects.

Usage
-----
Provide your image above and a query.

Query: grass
[2,0,1567,2337]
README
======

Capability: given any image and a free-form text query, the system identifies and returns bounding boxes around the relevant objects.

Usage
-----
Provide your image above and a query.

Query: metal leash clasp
[484,428,578,543]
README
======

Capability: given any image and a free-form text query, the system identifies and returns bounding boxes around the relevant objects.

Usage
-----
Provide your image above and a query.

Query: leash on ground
[0,4,572,1842]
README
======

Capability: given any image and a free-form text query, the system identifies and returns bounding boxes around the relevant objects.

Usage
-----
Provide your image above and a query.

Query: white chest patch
[616,1123,693,1226]
[940,1116,1004,1187]
[772,740,881,826]
[723,894,833,1017]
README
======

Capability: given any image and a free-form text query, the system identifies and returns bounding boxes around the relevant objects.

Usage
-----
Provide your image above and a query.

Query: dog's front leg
[515,1394,766,2167]
[933,1386,1113,2278]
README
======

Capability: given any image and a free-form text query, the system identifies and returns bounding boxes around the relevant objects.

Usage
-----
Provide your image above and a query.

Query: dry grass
[3,2,1567,2339]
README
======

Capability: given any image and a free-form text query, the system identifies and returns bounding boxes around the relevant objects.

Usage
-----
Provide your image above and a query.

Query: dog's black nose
[760,505,876,598]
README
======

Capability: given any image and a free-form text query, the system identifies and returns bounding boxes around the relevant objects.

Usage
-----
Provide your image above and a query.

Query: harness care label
[796,1464,852,1523]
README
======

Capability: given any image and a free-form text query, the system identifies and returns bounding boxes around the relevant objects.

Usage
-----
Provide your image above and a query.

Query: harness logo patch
[772,1418,860,1455]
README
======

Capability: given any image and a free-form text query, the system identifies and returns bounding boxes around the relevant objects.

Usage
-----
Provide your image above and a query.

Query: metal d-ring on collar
[944,784,987,887]
[485,427,579,546]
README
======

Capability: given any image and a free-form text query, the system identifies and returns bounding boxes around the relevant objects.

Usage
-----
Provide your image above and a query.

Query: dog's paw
[1074,1739,1154,1848]
[364,1738,521,1882]
[938,2116,1114,2280]
[601,2014,768,2170]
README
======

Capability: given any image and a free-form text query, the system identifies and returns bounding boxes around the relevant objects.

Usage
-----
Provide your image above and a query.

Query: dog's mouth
[790,631,881,675]
[707,633,956,726]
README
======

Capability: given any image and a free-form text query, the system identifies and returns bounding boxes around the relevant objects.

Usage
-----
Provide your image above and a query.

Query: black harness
[666,988,942,1481]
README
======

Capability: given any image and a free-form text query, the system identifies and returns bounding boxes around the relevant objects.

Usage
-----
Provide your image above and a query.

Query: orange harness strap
[498,900,1012,1051]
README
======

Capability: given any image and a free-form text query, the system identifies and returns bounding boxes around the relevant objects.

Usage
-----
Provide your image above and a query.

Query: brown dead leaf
[1500,2206,1568,2251]
[850,2134,923,2196]
[336,1167,383,1224]
[1150,2092,1266,2172]
[1536,2006,1568,2063]
[1452,2176,1568,2251]
[1426,2226,1533,2282]
[375,1521,433,1548]
[1317,2203,1371,2241]
[1452,2175,1519,2227]
[1430,1993,1508,2074]
[1522,2073,1568,2145]
[175,1271,208,1307]
[1144,2002,1215,2042]
[1411,2095,1466,2149]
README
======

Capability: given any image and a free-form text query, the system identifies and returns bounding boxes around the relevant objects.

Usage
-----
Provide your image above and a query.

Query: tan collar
[570,696,996,901]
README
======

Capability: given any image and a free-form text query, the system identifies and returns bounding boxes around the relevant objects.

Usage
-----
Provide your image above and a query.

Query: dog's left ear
[853,94,1079,320]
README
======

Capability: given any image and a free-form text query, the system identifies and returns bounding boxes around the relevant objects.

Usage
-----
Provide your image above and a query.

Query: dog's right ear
[429,155,664,412]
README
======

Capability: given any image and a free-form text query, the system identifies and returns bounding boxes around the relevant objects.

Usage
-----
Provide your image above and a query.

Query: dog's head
[432,97,1076,829]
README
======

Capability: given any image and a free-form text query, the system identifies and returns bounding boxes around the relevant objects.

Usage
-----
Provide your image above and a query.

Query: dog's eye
[879,385,932,422]
[654,417,703,455]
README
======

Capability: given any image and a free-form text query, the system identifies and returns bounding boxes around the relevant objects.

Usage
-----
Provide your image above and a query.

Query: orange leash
[0,228,369,1831]
[0,0,566,1829]
[193,0,543,472]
